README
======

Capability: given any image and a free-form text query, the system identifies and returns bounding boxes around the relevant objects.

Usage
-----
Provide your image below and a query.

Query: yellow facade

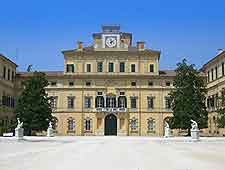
[202,50,225,136]
[41,25,175,136]
[0,54,17,134]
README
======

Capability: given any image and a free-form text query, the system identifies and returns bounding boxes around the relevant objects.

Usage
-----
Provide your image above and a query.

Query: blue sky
[0,0,225,71]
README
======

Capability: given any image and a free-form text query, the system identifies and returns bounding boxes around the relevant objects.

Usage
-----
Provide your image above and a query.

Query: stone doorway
[104,114,117,136]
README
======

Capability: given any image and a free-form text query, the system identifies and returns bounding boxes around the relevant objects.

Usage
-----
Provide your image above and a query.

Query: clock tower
[102,25,121,48]
[93,25,132,50]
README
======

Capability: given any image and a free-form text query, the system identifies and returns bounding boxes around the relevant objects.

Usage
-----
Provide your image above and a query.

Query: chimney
[137,41,145,51]
[77,41,83,51]
[217,49,224,55]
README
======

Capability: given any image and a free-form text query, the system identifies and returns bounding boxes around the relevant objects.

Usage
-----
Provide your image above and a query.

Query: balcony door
[104,114,117,136]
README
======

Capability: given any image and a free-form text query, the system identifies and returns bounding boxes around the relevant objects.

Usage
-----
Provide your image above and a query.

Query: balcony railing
[51,107,172,113]
[94,107,127,113]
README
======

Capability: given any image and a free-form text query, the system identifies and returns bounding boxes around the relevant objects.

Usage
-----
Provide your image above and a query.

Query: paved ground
[0,136,225,170]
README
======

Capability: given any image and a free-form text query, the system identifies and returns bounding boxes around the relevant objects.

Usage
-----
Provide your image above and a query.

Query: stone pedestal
[47,128,54,137]
[191,129,200,141]
[164,128,172,138]
[15,128,24,140]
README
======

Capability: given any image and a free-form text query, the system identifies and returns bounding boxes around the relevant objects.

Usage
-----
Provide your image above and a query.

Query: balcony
[94,107,127,113]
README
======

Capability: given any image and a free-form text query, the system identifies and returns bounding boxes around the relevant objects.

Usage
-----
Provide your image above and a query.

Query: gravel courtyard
[0,136,225,170]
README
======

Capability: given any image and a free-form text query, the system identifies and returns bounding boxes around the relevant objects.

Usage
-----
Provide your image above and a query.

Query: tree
[216,89,225,128]
[15,71,52,135]
[169,59,208,135]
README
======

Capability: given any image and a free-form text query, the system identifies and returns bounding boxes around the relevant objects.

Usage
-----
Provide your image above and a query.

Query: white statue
[48,121,53,129]
[165,122,169,129]
[191,119,198,130]
[47,121,54,137]
[15,118,24,140]
[16,118,23,129]
[190,119,200,141]
[164,121,172,137]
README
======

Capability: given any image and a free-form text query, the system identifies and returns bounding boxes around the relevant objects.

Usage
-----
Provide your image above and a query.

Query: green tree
[216,89,225,128]
[169,59,208,135]
[15,71,52,135]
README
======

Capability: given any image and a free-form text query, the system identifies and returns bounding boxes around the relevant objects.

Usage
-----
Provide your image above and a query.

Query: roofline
[61,48,161,55]
[201,51,225,71]
[0,54,18,67]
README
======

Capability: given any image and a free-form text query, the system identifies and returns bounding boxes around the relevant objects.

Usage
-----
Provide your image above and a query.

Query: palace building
[16,25,175,136]
[201,49,225,136]
[0,54,17,134]
[1,25,225,136]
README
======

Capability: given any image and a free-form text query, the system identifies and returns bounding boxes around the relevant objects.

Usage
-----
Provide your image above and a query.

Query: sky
[0,0,225,71]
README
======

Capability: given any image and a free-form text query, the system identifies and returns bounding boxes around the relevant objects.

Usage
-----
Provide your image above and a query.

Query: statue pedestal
[47,128,54,137]
[164,128,172,138]
[191,129,200,141]
[15,128,24,140]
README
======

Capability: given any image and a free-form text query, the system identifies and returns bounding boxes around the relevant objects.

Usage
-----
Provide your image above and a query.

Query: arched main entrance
[104,114,117,136]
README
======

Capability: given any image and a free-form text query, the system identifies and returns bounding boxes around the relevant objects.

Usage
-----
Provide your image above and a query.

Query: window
[210,95,215,108]
[150,64,154,73]
[86,64,91,72]
[7,69,10,80]
[86,81,91,86]
[130,118,138,131]
[11,71,15,81]
[211,68,214,81]
[3,66,6,79]
[165,96,172,109]
[130,97,137,109]
[131,81,136,86]
[50,82,57,86]
[108,63,114,72]
[118,96,127,108]
[66,64,74,73]
[131,64,136,72]
[147,96,154,109]
[69,81,74,86]
[148,81,153,86]
[85,97,92,108]
[120,62,125,72]
[120,91,125,95]
[215,66,218,79]
[222,62,225,76]
[97,62,103,72]
[50,96,57,109]
[67,117,75,131]
[97,91,103,95]
[67,96,75,109]
[207,71,210,82]
[84,118,92,131]
[96,96,104,108]
[106,96,116,108]
[166,82,171,86]
[147,118,155,131]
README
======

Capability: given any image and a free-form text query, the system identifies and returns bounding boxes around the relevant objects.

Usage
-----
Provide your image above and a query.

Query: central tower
[93,24,132,50]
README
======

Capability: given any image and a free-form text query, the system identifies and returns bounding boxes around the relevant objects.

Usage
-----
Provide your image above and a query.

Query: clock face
[105,37,117,48]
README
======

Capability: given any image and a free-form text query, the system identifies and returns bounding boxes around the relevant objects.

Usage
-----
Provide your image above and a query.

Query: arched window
[118,96,127,108]
[67,117,75,131]
[130,117,138,131]
[84,118,92,131]
[147,118,155,131]
[95,96,104,108]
